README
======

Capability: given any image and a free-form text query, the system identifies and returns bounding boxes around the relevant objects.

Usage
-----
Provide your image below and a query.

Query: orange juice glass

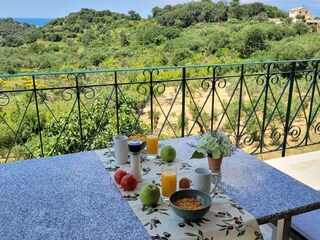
[146,135,158,158]
[161,166,177,197]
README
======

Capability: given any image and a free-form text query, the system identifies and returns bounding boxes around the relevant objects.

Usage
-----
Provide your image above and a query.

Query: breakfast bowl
[169,189,212,221]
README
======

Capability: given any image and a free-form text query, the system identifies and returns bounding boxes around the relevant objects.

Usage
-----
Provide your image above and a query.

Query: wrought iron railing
[0,59,319,162]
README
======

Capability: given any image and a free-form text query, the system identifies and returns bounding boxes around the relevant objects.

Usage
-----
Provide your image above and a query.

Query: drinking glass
[161,165,177,198]
[146,135,158,158]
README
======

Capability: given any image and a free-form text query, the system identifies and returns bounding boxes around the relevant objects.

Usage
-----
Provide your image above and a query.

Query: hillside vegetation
[0,0,319,75]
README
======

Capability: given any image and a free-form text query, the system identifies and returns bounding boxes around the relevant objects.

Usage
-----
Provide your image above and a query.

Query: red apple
[114,169,128,184]
[120,175,138,191]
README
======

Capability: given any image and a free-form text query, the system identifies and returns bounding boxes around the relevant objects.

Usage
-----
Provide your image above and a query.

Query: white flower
[191,130,232,159]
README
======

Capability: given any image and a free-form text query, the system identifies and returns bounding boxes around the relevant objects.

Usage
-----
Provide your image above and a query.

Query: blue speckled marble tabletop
[0,151,149,240]
[161,136,320,224]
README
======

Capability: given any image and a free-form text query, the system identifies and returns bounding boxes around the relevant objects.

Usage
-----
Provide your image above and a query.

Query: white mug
[113,135,128,164]
[192,167,221,193]
[192,168,212,193]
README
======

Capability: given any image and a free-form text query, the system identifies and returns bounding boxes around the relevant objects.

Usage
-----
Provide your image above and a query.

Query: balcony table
[0,136,319,240]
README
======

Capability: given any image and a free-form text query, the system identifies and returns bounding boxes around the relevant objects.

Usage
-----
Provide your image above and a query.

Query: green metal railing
[0,59,319,162]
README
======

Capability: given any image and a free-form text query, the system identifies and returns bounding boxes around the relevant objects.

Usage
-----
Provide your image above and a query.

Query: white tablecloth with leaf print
[95,148,263,240]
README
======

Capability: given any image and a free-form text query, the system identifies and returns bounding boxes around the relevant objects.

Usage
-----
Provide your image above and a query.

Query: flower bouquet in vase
[191,130,232,171]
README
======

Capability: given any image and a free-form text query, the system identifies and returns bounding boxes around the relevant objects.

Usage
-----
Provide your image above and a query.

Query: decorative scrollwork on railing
[137,83,150,96]
[61,88,76,101]
[242,133,255,146]
[207,65,222,75]
[80,87,95,100]
[288,125,301,139]
[142,69,160,81]
[305,71,314,82]
[153,82,165,95]
[66,73,87,83]
[77,73,86,81]
[0,93,10,106]
[216,77,227,89]
[270,74,280,85]
[67,73,77,82]
[201,78,212,90]
[315,122,320,135]
[262,63,269,70]
[258,126,283,152]
[271,128,283,143]
[262,62,277,71]
[311,60,320,82]
[256,74,266,86]
[207,66,227,89]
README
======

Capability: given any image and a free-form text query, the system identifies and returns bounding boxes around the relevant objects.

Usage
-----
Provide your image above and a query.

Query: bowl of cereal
[169,189,212,220]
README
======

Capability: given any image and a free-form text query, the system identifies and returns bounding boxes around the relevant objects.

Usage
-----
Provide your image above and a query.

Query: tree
[229,0,242,19]
[89,53,106,66]
[230,0,240,7]
[206,30,230,54]
[284,17,293,24]
[172,48,192,65]
[293,22,309,35]
[128,10,141,21]
[201,1,228,23]
[246,2,265,18]
[45,33,63,42]
[235,26,267,58]
[79,30,96,46]
[151,7,162,18]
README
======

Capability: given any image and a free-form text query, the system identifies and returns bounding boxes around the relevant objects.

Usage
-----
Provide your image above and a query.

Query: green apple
[140,184,160,206]
[161,146,176,162]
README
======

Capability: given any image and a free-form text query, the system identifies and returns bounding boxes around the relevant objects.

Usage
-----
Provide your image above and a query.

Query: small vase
[208,156,222,171]
[208,156,222,193]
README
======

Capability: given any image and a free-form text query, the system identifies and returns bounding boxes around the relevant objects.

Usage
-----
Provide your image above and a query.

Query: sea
[1,18,53,27]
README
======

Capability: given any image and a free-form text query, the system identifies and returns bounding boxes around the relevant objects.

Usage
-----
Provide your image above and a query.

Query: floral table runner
[95,148,264,240]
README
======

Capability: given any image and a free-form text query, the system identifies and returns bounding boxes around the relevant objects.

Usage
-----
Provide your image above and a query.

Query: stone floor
[266,150,320,191]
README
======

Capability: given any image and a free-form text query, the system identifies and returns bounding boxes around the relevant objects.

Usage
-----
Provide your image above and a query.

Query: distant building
[306,19,320,28]
[289,6,313,22]
[289,6,320,28]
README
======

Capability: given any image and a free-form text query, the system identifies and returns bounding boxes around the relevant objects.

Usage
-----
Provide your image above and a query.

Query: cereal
[174,197,205,210]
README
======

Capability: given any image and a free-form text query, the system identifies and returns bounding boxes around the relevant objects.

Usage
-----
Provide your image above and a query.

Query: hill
[0,0,319,74]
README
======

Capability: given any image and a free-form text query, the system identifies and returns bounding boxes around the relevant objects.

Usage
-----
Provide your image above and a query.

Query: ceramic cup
[113,135,129,164]
[192,167,212,193]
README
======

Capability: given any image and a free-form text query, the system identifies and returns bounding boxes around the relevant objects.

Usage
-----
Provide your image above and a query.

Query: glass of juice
[146,135,158,158]
[161,165,177,198]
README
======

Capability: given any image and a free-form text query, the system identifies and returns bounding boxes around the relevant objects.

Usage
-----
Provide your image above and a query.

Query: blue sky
[0,0,319,18]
